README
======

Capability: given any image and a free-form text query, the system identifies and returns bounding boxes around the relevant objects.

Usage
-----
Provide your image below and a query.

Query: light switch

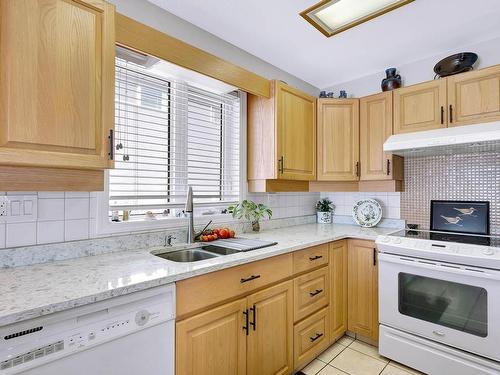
[11,201,21,216]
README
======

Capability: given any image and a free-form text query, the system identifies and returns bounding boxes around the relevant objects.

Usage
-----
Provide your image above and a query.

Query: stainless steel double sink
[152,244,242,263]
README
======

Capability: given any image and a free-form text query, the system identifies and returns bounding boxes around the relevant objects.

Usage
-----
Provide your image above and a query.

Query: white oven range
[376,230,500,375]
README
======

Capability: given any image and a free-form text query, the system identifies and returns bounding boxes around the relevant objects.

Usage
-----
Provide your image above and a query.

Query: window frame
[94,92,248,236]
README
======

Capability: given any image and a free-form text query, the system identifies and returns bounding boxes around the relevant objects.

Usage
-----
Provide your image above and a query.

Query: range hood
[384,121,500,157]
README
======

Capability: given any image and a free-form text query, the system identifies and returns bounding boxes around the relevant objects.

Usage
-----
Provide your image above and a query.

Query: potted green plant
[228,200,272,232]
[316,198,335,224]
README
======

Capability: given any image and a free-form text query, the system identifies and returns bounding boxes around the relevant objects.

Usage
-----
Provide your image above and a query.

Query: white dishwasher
[0,284,175,375]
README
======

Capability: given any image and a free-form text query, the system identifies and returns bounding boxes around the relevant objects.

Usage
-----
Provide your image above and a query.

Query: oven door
[379,252,500,361]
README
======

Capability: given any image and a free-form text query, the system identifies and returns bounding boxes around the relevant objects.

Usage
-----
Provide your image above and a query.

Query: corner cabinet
[393,79,447,134]
[347,239,379,342]
[360,92,403,182]
[447,65,500,127]
[247,81,316,192]
[317,99,359,181]
[0,0,115,171]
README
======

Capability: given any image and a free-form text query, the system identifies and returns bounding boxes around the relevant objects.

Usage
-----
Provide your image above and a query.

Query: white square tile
[65,198,90,220]
[38,198,65,221]
[302,359,326,375]
[389,194,401,207]
[7,191,36,195]
[37,221,64,244]
[0,224,5,249]
[330,347,386,375]
[6,222,36,247]
[388,206,401,219]
[65,192,90,198]
[65,219,89,241]
[38,192,65,198]
[89,198,97,219]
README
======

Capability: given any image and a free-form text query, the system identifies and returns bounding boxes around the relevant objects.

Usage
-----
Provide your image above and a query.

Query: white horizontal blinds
[109,57,240,214]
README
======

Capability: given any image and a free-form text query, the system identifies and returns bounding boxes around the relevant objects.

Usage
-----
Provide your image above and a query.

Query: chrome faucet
[185,186,212,244]
[185,186,195,243]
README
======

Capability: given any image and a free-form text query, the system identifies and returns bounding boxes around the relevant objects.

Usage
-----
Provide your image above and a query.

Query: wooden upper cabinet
[347,239,379,342]
[275,82,316,181]
[176,298,247,375]
[0,0,115,170]
[360,92,403,181]
[247,81,315,191]
[393,79,447,134]
[247,281,293,375]
[317,99,359,181]
[447,65,500,127]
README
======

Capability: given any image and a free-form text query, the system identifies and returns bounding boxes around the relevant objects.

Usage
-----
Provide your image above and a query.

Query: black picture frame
[430,200,490,235]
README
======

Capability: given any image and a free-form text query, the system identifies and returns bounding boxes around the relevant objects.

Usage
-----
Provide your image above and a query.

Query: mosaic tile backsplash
[401,151,500,235]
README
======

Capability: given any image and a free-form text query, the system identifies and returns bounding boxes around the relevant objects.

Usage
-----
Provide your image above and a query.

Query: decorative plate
[352,199,382,228]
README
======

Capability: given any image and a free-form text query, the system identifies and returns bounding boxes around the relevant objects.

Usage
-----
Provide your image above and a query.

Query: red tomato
[229,230,235,238]
[219,228,229,239]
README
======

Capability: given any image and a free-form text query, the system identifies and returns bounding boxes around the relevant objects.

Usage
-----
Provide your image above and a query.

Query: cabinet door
[275,82,316,181]
[176,299,247,375]
[317,99,359,181]
[347,239,378,341]
[360,92,394,181]
[329,240,348,341]
[393,80,447,134]
[448,65,500,127]
[247,281,293,375]
[0,0,115,169]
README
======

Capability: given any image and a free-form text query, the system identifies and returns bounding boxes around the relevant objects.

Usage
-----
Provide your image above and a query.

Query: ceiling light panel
[301,0,414,37]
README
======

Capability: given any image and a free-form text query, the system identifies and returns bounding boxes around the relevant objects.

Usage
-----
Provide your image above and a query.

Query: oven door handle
[378,253,500,281]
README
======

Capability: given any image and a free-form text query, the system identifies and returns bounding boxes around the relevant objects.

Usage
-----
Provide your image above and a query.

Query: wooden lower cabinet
[176,298,247,375]
[329,240,348,341]
[293,307,330,370]
[176,281,293,375]
[247,281,294,375]
[347,239,379,342]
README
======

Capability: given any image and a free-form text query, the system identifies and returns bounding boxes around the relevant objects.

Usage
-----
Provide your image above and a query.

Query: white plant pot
[317,211,333,224]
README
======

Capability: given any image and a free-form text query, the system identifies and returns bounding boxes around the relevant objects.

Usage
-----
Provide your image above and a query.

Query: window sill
[94,212,241,237]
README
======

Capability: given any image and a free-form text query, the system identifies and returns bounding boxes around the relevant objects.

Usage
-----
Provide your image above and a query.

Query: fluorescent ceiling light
[301,0,414,37]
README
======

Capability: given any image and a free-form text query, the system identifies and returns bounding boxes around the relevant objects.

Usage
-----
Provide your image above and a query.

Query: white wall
[323,36,500,97]
[108,0,319,96]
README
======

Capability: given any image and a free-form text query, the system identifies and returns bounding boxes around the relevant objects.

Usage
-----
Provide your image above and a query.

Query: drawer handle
[309,289,323,297]
[309,255,323,261]
[310,333,324,342]
[240,274,261,283]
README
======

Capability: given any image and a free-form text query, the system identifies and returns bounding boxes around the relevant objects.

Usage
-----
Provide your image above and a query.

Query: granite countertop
[0,223,398,327]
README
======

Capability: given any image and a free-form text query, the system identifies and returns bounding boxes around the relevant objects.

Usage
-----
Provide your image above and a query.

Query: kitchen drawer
[294,266,329,322]
[294,307,330,370]
[176,253,293,318]
[293,244,329,274]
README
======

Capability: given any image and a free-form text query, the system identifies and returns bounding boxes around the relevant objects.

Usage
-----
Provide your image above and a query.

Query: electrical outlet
[0,197,7,217]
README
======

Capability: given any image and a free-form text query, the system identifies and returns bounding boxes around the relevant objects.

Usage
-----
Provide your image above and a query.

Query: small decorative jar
[381,68,402,92]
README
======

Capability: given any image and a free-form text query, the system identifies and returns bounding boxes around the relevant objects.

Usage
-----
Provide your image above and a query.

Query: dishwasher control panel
[0,285,175,374]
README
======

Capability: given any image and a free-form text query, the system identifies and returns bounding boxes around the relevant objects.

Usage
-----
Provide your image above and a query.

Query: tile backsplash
[0,192,96,249]
[321,192,401,220]
[401,151,500,235]
[0,191,319,249]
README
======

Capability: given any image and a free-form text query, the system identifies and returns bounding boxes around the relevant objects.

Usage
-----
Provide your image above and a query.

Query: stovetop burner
[391,229,500,247]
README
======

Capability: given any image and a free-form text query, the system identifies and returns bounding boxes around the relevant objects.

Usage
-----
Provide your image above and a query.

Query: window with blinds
[110,57,240,218]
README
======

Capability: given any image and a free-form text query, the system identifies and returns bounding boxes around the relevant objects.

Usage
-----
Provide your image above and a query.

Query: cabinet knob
[309,289,323,297]
[240,274,261,284]
[309,255,323,261]
[309,332,324,342]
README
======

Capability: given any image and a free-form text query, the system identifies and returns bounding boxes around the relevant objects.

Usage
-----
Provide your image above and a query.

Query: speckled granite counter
[0,223,399,327]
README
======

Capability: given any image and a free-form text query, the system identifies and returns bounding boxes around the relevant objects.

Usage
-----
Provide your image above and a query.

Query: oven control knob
[380,236,390,243]
[135,310,151,326]
[392,238,402,245]
[483,248,494,256]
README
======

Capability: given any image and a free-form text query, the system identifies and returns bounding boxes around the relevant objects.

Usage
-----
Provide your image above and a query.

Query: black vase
[381,68,402,92]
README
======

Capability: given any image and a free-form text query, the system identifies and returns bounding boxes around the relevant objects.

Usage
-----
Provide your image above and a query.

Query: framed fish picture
[430,200,490,235]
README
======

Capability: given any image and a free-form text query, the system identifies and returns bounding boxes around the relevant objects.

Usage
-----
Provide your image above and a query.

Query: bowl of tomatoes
[199,227,235,242]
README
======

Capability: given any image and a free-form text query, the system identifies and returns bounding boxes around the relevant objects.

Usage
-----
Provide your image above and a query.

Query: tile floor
[300,336,424,375]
